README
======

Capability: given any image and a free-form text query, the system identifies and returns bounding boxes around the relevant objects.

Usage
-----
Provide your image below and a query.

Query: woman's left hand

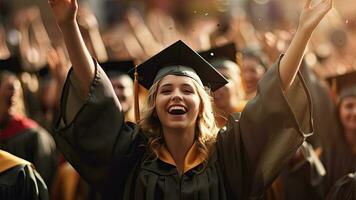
[298,0,332,35]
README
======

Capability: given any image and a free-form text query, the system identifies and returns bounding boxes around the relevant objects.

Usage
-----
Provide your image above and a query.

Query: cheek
[340,108,351,124]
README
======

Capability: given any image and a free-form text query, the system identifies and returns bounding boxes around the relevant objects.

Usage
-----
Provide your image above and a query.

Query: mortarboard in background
[0,56,22,74]
[199,43,238,62]
[134,40,228,92]
[198,43,238,63]
[198,43,241,75]
[100,60,135,78]
[326,70,356,100]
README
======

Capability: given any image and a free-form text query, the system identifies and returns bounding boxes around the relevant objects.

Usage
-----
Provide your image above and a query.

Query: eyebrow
[159,83,194,88]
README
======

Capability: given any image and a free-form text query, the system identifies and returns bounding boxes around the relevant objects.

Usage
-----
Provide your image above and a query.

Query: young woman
[321,72,356,197]
[49,0,331,199]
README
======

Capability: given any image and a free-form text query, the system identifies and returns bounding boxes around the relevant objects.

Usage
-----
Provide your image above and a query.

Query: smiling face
[110,75,133,113]
[339,96,356,133]
[241,57,265,96]
[0,73,22,113]
[213,67,242,112]
[155,75,201,131]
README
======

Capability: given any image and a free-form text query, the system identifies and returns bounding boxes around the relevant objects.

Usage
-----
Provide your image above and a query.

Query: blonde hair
[139,77,219,161]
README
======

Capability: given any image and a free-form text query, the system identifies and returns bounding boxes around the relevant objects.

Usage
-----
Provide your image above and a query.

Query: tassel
[331,77,338,102]
[236,51,243,69]
[134,65,140,123]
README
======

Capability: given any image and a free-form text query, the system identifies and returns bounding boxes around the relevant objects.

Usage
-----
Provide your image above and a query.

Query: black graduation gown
[325,172,356,200]
[53,57,313,200]
[0,151,49,200]
[321,138,356,198]
[0,118,58,188]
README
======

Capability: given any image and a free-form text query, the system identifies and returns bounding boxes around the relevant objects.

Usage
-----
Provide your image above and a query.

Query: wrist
[296,25,314,38]
[58,18,77,30]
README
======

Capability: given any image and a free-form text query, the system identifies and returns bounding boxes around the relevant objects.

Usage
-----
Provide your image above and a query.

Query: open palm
[48,0,78,25]
[299,0,332,34]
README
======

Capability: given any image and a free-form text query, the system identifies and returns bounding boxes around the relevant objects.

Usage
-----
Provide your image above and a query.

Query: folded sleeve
[53,60,143,194]
[217,55,313,199]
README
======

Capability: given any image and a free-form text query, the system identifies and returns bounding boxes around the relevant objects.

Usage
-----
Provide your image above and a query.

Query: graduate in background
[321,71,356,197]
[0,57,58,190]
[49,0,330,199]
[0,150,49,200]
[241,48,268,100]
[199,43,247,127]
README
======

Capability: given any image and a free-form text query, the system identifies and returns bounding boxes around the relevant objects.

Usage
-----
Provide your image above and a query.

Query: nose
[171,89,183,102]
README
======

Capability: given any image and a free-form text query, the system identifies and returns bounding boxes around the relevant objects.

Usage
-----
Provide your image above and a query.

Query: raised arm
[49,0,94,96]
[280,0,332,90]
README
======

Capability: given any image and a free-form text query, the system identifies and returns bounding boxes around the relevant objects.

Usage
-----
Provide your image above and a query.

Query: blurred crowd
[0,0,356,199]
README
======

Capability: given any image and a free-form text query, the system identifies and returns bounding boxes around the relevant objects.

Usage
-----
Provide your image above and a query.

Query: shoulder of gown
[0,150,49,200]
[53,59,146,196]
[216,54,314,199]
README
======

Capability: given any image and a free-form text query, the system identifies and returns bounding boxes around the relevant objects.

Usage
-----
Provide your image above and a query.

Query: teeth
[169,106,186,113]
[168,106,187,115]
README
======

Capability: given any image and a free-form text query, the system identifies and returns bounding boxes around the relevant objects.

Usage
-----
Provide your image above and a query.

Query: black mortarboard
[326,71,356,100]
[198,43,237,63]
[0,56,22,74]
[135,40,228,92]
[100,60,134,78]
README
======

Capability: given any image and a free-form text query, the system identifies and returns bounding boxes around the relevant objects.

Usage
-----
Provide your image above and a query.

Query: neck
[163,126,195,174]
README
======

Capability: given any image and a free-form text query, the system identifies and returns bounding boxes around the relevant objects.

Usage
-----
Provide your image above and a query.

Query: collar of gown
[157,142,206,174]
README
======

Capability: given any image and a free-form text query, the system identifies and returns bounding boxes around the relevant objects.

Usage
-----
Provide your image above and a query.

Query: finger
[304,0,312,8]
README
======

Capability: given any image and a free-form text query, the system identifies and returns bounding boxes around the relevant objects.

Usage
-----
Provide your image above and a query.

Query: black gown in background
[53,57,313,200]
[0,150,49,200]
[0,115,58,189]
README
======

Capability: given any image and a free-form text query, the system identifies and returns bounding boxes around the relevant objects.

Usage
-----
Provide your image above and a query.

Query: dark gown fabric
[0,150,49,200]
[321,137,356,198]
[266,62,333,200]
[0,115,58,189]
[326,172,356,200]
[53,57,313,200]
[267,141,325,200]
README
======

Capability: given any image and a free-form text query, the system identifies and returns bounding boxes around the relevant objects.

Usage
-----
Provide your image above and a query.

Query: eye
[183,89,194,94]
[160,89,171,94]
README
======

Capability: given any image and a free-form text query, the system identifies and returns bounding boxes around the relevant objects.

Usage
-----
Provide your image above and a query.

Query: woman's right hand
[48,0,78,26]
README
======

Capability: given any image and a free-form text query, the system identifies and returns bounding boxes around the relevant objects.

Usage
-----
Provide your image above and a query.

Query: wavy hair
[139,78,219,161]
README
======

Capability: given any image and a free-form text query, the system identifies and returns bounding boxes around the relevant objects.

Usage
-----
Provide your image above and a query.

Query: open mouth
[168,105,187,115]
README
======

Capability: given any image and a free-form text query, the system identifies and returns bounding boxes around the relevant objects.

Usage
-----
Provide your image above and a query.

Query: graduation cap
[198,43,238,63]
[0,56,22,74]
[132,40,228,123]
[99,60,134,78]
[326,70,356,101]
[135,40,228,92]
